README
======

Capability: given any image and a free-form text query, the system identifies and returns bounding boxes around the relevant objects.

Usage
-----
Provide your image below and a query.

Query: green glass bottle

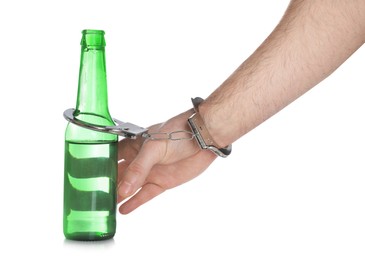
[63,29,118,241]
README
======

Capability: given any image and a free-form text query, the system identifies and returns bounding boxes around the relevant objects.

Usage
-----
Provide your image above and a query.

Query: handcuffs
[187,97,232,158]
[63,97,232,158]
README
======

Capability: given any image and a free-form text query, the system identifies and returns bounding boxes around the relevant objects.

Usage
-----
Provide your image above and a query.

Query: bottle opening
[81,29,106,48]
[82,29,105,35]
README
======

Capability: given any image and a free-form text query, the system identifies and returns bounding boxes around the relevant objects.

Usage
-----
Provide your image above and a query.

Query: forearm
[200,0,365,148]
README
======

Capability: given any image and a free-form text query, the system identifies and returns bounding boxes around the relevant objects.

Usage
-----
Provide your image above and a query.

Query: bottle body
[63,139,117,241]
[63,30,118,241]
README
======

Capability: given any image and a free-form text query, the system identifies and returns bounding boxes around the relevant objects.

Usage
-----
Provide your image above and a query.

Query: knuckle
[127,161,146,178]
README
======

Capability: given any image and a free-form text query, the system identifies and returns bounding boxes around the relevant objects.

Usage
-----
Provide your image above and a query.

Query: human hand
[117,109,217,214]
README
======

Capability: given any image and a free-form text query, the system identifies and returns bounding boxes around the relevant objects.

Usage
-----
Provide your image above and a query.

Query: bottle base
[64,232,115,241]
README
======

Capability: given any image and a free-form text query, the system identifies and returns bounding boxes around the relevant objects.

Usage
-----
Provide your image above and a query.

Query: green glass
[63,30,118,241]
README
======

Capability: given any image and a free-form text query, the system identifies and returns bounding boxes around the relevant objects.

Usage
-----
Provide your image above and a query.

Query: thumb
[117,141,165,199]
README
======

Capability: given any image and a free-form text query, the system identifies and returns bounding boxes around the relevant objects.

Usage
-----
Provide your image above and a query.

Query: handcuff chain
[142,130,195,141]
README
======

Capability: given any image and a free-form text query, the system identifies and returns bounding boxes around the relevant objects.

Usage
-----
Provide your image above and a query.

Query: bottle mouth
[81,29,106,47]
[82,29,105,35]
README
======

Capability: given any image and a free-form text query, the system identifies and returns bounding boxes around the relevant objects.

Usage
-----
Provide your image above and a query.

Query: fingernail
[118,181,132,196]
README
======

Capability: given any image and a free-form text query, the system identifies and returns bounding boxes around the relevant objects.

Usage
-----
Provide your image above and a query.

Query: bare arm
[201,0,365,148]
[117,0,365,214]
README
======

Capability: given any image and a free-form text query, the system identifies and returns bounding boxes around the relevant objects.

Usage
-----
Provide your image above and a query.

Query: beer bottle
[63,29,118,241]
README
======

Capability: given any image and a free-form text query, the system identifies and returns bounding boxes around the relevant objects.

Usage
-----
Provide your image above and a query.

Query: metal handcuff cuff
[63,97,232,158]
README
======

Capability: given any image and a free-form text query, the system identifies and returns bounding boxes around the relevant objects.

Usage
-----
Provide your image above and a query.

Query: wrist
[188,97,232,157]
[198,100,230,149]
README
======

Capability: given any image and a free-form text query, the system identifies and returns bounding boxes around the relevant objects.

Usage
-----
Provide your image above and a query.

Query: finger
[119,182,165,214]
[118,136,144,161]
[119,149,217,210]
[119,150,216,214]
[117,160,129,201]
[118,158,128,172]
[117,141,166,199]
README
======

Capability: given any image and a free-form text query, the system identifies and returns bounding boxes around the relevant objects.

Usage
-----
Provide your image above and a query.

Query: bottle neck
[66,30,117,143]
[75,45,111,119]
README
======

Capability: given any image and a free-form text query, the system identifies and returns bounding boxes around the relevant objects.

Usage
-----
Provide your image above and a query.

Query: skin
[117,0,365,214]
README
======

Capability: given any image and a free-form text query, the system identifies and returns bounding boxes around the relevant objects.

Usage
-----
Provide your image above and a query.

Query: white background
[1,0,364,259]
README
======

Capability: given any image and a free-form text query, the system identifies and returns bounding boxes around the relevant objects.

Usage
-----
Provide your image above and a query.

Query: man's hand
[117,109,217,214]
